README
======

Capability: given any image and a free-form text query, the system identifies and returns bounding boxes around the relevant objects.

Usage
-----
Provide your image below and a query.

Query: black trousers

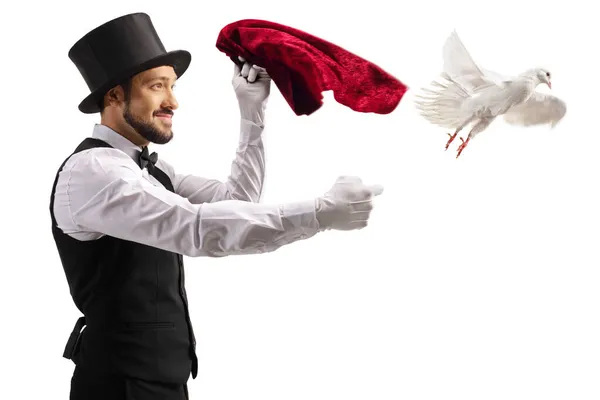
[70,366,189,400]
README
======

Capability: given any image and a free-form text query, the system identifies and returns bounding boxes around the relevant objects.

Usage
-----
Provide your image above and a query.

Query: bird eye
[546,72,550,77]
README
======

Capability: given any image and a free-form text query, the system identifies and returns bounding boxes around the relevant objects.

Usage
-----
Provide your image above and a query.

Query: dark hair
[99,78,133,113]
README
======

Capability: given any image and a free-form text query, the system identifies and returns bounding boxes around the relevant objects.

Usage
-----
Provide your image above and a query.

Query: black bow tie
[139,146,158,173]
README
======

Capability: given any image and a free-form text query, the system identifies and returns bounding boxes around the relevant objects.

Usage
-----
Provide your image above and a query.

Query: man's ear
[105,86,125,107]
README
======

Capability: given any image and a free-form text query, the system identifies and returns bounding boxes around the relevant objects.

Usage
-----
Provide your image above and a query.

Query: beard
[123,102,173,145]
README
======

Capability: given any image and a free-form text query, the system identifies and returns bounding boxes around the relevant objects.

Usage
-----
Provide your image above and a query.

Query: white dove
[414,30,567,158]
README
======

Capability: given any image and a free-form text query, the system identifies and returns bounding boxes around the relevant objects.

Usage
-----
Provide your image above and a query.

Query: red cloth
[216,19,409,116]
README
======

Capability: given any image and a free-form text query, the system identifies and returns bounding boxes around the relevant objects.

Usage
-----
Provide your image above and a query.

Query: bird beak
[547,82,552,89]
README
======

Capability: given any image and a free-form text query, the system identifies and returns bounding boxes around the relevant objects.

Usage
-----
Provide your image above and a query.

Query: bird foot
[445,132,457,150]
[456,137,470,158]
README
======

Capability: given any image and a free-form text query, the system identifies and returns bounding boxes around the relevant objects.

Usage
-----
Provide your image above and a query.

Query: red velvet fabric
[216,19,409,116]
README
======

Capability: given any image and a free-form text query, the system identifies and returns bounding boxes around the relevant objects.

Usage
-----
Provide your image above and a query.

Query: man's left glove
[232,56,271,125]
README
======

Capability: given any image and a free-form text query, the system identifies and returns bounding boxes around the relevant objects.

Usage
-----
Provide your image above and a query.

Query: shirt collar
[91,124,145,161]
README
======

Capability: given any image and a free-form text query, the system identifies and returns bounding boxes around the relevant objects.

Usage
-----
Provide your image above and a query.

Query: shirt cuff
[280,199,320,233]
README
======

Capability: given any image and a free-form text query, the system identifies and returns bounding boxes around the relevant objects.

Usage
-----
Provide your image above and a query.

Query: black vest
[50,137,198,384]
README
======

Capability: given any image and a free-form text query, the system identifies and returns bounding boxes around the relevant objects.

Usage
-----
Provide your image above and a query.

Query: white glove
[315,176,384,231]
[232,56,271,124]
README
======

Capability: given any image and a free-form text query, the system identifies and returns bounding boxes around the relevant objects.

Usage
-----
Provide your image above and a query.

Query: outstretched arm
[53,148,319,258]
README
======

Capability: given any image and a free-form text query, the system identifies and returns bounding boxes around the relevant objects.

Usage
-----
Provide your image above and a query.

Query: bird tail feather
[414,73,471,129]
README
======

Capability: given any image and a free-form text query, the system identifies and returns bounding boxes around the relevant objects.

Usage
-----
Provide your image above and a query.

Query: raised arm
[165,57,271,204]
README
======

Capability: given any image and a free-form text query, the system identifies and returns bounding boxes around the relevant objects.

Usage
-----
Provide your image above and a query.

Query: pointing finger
[367,184,384,196]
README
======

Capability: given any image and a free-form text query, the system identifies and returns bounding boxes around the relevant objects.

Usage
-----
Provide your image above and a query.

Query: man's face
[122,66,179,145]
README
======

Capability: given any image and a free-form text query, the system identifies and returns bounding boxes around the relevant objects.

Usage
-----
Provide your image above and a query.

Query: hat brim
[78,49,192,114]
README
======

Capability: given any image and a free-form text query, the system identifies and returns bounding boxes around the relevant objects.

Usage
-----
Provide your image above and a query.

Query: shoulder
[58,147,143,187]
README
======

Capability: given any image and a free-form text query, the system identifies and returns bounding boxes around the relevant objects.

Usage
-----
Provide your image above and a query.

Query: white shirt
[52,122,320,257]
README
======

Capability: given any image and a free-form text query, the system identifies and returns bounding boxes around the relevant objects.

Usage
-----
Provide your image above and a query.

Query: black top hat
[68,12,192,114]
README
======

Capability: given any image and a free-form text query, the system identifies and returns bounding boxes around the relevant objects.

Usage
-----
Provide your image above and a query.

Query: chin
[159,131,174,144]
[154,123,172,136]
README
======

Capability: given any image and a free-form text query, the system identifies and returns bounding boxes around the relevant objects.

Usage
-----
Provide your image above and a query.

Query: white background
[2,0,599,399]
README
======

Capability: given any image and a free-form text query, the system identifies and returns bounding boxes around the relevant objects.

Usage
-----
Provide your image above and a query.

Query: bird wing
[442,30,510,93]
[502,91,567,127]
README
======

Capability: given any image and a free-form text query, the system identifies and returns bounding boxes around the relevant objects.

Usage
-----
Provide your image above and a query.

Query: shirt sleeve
[157,119,266,204]
[52,147,320,258]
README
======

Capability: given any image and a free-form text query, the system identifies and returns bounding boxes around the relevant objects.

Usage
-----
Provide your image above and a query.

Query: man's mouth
[155,110,174,121]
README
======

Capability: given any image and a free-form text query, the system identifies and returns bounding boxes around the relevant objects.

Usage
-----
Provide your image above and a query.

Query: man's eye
[152,83,163,89]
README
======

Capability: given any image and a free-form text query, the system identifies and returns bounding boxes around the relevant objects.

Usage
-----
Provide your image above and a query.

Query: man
[51,12,383,400]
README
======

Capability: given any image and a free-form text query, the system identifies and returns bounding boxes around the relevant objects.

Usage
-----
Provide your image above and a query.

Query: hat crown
[69,13,167,92]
